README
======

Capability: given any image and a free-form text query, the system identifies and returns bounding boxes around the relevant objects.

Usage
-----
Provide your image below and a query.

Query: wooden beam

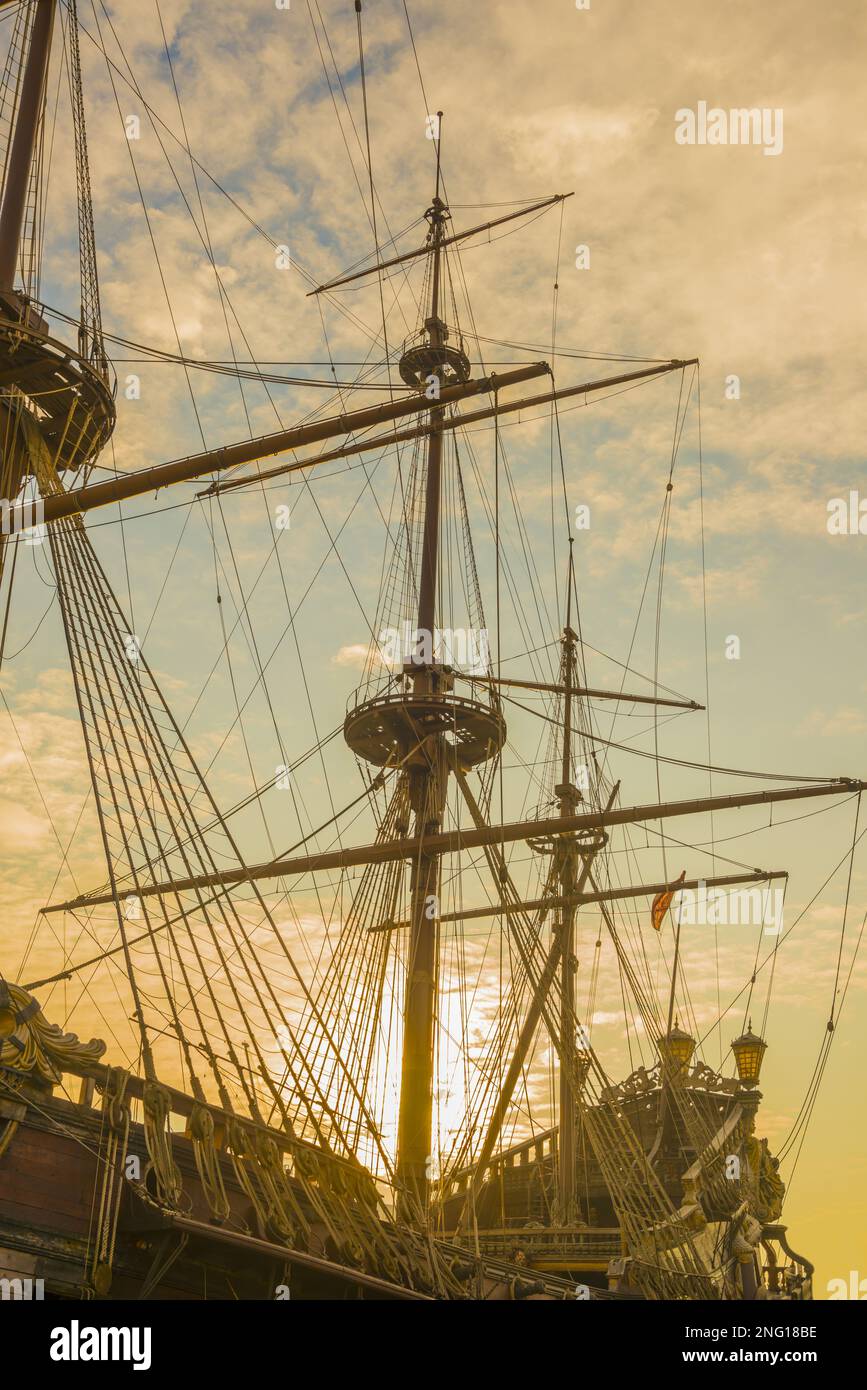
[202,359,699,499]
[167,1215,433,1300]
[42,778,863,913]
[462,673,703,710]
[308,193,574,295]
[36,362,548,524]
[372,869,789,931]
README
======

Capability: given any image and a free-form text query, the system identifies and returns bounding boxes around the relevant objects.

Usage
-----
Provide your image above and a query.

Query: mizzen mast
[555,584,581,1221]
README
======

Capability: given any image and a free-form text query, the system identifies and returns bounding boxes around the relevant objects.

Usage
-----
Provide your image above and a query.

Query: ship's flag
[650,870,686,931]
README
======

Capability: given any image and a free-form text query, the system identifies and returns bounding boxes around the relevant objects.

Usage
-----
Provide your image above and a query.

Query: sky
[1,0,866,1296]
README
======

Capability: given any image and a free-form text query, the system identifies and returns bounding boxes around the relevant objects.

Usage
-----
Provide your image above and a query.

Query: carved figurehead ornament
[0,979,106,1091]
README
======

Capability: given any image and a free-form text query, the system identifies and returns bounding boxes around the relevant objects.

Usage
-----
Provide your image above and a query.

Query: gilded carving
[0,979,106,1088]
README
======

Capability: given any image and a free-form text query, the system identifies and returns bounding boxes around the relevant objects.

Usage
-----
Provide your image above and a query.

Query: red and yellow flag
[650,870,686,931]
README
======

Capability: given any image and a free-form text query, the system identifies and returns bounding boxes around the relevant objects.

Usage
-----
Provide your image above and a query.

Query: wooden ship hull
[0,1059,589,1302]
[0,992,813,1301]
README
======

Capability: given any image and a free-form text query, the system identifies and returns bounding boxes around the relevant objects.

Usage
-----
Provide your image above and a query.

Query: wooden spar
[461,673,703,710]
[44,779,863,913]
[376,869,789,931]
[202,359,699,499]
[36,361,548,525]
[307,192,574,296]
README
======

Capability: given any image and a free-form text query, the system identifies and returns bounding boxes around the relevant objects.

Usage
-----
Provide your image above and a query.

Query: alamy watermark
[827,492,867,536]
[49,1321,151,1371]
[0,496,45,545]
[675,102,783,157]
[826,1270,867,1299]
[1,1276,44,1299]
[675,881,783,936]
[377,623,490,676]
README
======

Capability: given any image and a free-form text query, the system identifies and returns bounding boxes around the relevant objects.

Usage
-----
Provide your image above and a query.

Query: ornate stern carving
[0,980,106,1092]
[600,1058,741,1105]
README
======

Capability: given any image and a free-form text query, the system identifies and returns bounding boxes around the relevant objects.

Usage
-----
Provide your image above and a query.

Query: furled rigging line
[647,371,711,1045]
[28,412,394,1165]
[0,4,33,206]
[31,0,63,301]
[66,0,106,370]
[0,686,134,1065]
[466,330,673,365]
[592,366,694,795]
[311,0,420,336]
[495,687,837,785]
[85,0,416,822]
[695,368,723,1064]
[39,725,347,928]
[146,0,340,951]
[71,1,397,359]
[777,793,862,1179]
[695,818,867,1061]
[44,304,400,388]
[87,0,207,485]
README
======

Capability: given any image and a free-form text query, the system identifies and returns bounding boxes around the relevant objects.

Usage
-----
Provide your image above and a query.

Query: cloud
[332,643,370,669]
[799,707,867,738]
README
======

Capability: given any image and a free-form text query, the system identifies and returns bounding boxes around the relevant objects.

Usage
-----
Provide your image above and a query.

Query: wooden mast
[35,360,547,525]
[0,0,55,293]
[395,135,449,1221]
[556,568,580,1222]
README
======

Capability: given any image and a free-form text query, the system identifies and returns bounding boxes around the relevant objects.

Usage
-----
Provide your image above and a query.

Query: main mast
[341,136,519,1218]
[395,169,450,1219]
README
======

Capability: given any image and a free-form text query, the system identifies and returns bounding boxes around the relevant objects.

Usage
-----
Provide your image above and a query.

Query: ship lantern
[657,1022,695,1077]
[731,1023,767,1087]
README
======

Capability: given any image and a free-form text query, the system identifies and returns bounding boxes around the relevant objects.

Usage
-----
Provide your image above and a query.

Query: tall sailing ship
[0,0,860,1301]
